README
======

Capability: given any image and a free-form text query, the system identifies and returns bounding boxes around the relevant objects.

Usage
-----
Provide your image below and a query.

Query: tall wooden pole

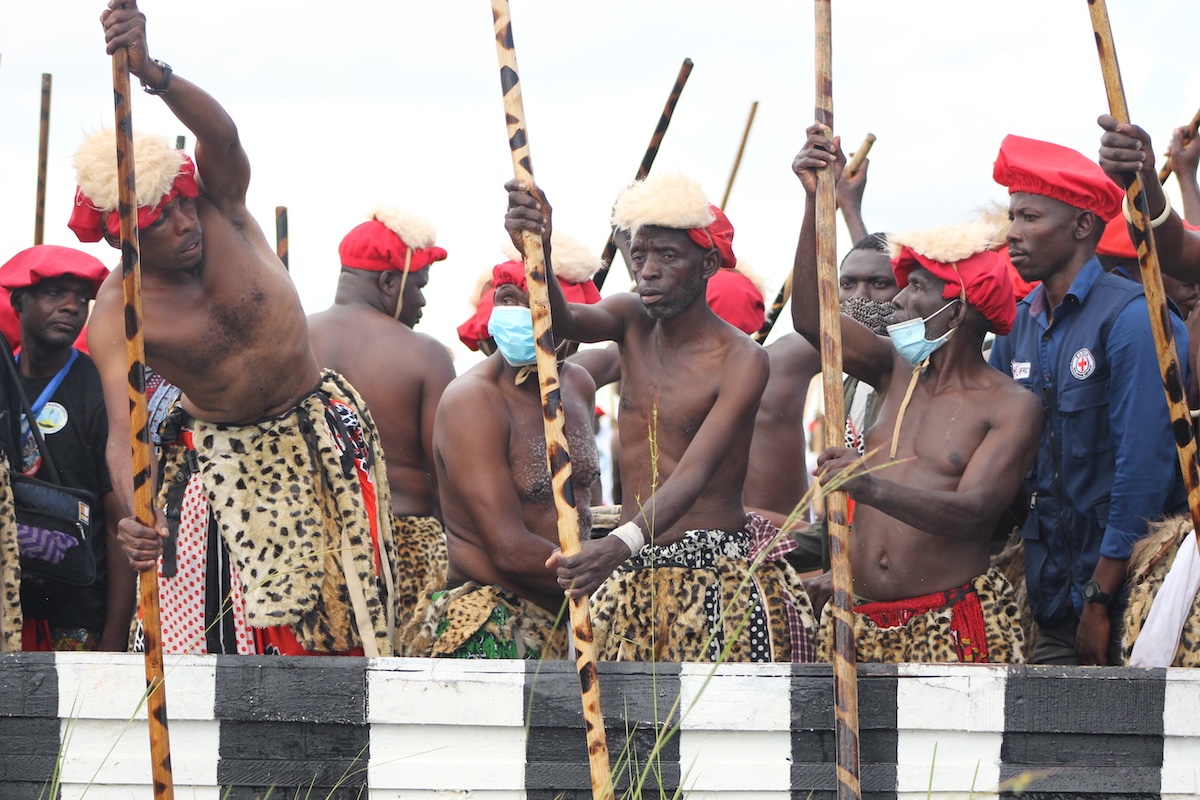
[1156,107,1200,184]
[721,100,759,210]
[815,2,861,798]
[1088,1,1200,547]
[489,4,612,799]
[34,74,51,245]
[593,58,693,291]
[112,49,175,800]
[275,206,289,270]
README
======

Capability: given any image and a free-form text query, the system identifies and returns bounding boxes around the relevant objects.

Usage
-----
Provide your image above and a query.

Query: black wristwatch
[141,59,173,95]
[1082,579,1113,606]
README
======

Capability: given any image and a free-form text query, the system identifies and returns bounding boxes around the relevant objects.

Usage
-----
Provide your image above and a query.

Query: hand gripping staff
[1087,0,1200,550]
[112,47,175,800]
[489,3,613,798]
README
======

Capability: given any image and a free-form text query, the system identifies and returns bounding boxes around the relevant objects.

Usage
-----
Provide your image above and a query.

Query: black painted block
[215,655,367,724]
[0,653,58,718]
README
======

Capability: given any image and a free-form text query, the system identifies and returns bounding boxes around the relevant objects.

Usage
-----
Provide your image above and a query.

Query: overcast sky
[2,1,1198,371]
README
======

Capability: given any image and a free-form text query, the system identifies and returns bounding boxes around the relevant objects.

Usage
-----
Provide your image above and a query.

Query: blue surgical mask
[885,299,960,366]
[488,305,538,367]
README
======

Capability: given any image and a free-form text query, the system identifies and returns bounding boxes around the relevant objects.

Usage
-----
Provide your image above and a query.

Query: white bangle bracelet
[609,521,646,554]
[1124,192,1172,229]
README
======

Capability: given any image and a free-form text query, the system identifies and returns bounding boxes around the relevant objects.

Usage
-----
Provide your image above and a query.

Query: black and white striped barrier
[3,654,1198,799]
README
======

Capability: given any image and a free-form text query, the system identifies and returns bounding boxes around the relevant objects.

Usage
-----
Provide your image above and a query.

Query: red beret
[338,219,448,274]
[686,204,737,269]
[892,247,1016,336]
[0,245,109,294]
[706,268,764,334]
[456,261,601,351]
[993,134,1124,220]
[68,154,200,244]
[1096,215,1136,259]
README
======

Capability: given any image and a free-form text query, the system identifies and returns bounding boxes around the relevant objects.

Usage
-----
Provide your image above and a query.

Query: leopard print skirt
[815,566,1025,664]
[589,528,818,663]
[1122,515,1200,667]
[405,582,568,659]
[392,514,447,654]
[0,460,21,652]
[158,370,397,655]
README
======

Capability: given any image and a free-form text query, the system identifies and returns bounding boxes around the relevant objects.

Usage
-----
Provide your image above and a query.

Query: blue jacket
[989,258,1188,626]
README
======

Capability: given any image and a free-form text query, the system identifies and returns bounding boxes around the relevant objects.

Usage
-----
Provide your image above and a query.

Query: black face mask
[840,296,896,335]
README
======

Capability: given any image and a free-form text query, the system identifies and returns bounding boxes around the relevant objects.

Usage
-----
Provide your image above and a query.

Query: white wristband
[1124,192,1172,229]
[609,521,646,554]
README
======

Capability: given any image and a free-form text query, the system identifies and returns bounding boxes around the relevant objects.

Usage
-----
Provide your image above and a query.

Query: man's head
[0,246,109,352]
[706,266,765,334]
[993,134,1124,283]
[839,233,896,304]
[1097,215,1200,318]
[889,222,1016,343]
[70,130,202,268]
[338,206,447,329]
[611,172,729,321]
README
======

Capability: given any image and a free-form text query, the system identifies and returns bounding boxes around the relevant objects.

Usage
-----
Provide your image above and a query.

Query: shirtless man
[80,1,397,656]
[792,126,1040,663]
[408,259,600,659]
[506,173,816,663]
[307,209,455,628]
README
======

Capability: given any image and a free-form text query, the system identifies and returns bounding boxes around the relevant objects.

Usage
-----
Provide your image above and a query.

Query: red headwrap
[1096,214,1136,259]
[892,247,1016,335]
[339,219,448,274]
[0,245,110,294]
[456,260,601,351]
[686,204,737,268]
[993,134,1124,220]
[67,154,200,243]
[706,268,764,334]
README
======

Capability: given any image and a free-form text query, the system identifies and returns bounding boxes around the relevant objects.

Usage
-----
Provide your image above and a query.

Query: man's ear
[1074,210,1101,242]
[8,289,26,314]
[377,270,400,294]
[702,248,721,280]
[102,231,121,250]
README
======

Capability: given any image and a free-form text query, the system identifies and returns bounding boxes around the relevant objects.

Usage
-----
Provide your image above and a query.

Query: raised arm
[818,384,1041,536]
[1168,126,1200,225]
[790,124,894,388]
[1098,115,1200,282]
[504,180,631,344]
[101,0,250,212]
[836,156,870,243]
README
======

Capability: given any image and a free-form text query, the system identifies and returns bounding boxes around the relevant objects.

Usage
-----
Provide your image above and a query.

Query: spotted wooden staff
[1088,0,1200,544]
[753,133,876,345]
[112,48,175,800]
[815,1,861,798]
[593,57,693,292]
[34,73,51,245]
[721,100,759,210]
[489,3,612,799]
[275,205,289,270]
[1156,107,1200,184]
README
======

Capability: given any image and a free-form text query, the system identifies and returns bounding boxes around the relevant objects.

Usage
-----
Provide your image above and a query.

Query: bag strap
[0,333,63,484]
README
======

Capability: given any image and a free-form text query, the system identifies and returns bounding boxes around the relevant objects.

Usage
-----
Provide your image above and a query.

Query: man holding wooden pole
[506,172,817,663]
[793,126,1039,664]
[79,0,400,657]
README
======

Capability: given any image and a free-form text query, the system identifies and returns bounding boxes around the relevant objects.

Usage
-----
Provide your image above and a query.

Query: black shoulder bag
[0,337,96,586]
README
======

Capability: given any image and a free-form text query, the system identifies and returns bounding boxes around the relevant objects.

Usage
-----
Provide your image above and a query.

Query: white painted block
[1161,736,1200,797]
[1164,669,1200,736]
[56,653,215,721]
[368,723,527,789]
[58,718,218,786]
[896,730,1001,796]
[678,730,791,792]
[367,658,525,726]
[896,663,1007,732]
[679,662,791,731]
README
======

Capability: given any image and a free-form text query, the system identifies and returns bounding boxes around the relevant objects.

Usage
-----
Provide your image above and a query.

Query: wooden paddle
[489,4,612,798]
[1088,0,1200,548]
[111,48,175,800]
[815,2,861,798]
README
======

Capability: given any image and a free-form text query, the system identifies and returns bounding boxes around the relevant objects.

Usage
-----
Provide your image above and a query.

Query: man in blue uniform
[990,134,1189,665]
